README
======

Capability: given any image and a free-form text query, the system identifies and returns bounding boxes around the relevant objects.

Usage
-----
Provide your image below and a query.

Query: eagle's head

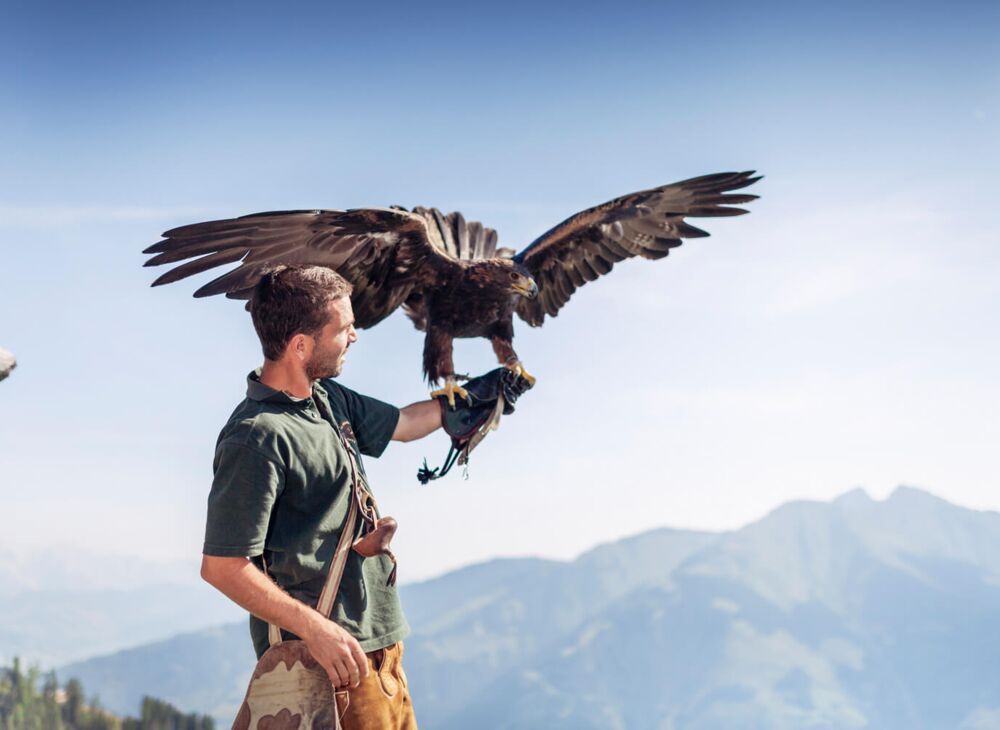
[469,259,538,299]
[504,261,538,299]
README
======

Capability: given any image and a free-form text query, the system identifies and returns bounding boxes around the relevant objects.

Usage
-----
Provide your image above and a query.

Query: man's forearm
[200,555,324,640]
[201,555,369,687]
[392,399,442,442]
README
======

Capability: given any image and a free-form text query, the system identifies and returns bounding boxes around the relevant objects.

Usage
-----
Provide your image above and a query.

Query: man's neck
[259,359,314,399]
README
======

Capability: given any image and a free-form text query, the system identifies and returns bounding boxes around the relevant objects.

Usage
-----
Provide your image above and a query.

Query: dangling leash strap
[417,392,505,483]
[417,444,464,484]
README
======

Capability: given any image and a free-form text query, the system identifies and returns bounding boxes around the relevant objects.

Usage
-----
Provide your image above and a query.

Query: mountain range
[56,486,1000,728]
[0,549,242,667]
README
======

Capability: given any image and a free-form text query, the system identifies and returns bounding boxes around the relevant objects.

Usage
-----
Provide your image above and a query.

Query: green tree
[40,671,64,729]
[63,678,84,727]
[0,659,211,730]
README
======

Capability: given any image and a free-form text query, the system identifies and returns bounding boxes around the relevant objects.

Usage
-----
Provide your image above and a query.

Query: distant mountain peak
[574,525,718,562]
[887,484,951,505]
[834,486,874,505]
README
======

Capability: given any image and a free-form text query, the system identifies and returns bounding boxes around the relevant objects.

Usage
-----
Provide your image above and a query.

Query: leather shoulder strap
[268,399,365,646]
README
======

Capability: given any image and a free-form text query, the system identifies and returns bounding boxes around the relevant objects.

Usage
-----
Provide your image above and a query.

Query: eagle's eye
[509,272,519,281]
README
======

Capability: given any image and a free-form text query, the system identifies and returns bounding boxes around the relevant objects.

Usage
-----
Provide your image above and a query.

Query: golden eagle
[144,171,760,403]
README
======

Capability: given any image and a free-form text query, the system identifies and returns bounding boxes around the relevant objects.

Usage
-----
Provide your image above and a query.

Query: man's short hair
[250,266,353,361]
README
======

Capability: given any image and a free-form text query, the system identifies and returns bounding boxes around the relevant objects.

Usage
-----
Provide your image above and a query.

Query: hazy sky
[1,0,998,581]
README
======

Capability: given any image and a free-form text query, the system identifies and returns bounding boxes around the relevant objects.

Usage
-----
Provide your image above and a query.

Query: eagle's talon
[504,360,537,386]
[430,378,470,409]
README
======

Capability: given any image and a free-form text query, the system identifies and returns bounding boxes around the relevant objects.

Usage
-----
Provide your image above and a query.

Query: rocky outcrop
[0,347,16,381]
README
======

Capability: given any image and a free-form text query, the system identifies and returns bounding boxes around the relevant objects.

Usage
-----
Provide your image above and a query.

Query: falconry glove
[417,367,533,483]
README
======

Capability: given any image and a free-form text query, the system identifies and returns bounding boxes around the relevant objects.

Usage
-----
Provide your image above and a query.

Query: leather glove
[456,367,533,415]
[419,368,533,483]
[437,367,533,441]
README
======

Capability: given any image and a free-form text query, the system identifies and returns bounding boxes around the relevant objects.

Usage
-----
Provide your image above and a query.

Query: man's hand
[450,367,534,415]
[200,555,370,688]
[392,368,534,444]
[416,367,535,483]
[301,614,370,688]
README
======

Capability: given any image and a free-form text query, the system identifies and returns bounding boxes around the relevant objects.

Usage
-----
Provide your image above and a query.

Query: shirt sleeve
[321,381,400,458]
[203,441,284,558]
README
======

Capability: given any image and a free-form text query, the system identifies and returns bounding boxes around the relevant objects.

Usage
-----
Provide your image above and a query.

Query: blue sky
[1,0,998,579]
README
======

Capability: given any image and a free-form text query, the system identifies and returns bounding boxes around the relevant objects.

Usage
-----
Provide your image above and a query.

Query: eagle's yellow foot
[505,360,537,386]
[430,377,470,409]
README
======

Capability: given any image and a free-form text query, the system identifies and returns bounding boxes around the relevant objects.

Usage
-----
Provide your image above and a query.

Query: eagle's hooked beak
[513,278,538,299]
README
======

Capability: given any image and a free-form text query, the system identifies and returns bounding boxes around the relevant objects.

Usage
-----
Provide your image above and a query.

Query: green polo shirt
[204,371,408,657]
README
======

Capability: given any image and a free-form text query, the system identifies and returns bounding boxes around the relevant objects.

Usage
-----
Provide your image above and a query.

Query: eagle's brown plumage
[143,171,761,383]
[513,170,760,326]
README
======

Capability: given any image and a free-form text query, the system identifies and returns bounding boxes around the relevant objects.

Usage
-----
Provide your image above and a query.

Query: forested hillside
[0,658,213,730]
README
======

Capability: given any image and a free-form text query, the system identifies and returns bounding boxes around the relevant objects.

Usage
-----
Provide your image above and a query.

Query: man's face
[305,296,357,380]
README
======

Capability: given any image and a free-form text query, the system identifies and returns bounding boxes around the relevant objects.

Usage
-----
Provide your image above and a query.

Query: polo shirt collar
[246,369,320,406]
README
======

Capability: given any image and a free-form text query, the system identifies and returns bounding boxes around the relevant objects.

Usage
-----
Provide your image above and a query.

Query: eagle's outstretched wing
[512,171,761,326]
[143,207,471,329]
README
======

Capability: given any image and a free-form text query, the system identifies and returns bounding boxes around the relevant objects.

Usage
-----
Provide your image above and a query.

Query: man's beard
[305,351,343,380]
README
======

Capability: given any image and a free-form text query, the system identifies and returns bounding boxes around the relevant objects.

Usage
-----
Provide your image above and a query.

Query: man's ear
[287,333,312,362]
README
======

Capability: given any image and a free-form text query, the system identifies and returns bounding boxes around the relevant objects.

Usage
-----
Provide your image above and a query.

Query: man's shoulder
[317,378,351,399]
[216,399,294,457]
[316,378,356,414]
[318,378,385,408]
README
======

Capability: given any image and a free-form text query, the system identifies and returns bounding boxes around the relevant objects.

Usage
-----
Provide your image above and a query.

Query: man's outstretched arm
[200,555,369,687]
[391,367,534,444]
[392,399,442,442]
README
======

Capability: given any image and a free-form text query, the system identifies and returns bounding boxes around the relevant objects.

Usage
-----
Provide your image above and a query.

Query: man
[200,265,451,728]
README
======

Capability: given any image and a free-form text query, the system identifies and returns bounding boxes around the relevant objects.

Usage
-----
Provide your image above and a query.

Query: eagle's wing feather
[410,207,501,260]
[144,208,460,329]
[400,208,502,331]
[512,171,761,326]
